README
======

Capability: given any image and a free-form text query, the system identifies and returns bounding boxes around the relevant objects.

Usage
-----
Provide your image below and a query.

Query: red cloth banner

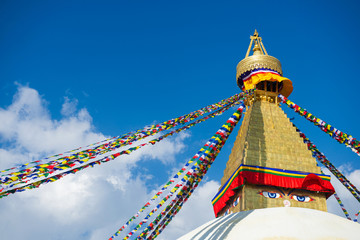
[212,165,335,217]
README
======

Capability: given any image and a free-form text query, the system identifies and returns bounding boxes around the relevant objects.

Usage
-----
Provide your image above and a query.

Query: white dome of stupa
[177,207,360,240]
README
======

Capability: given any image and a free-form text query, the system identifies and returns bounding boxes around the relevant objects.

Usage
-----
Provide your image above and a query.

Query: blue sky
[1,1,360,239]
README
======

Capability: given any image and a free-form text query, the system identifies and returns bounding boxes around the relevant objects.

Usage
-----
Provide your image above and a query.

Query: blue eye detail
[259,191,282,199]
[268,192,277,198]
[291,195,313,202]
[296,196,305,202]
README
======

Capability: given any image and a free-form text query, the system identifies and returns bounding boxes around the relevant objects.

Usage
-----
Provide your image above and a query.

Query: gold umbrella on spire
[236,30,293,98]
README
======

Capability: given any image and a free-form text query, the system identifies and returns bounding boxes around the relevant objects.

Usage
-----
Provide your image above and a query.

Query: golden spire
[212,31,327,218]
[245,30,268,57]
[236,30,293,97]
[237,30,282,79]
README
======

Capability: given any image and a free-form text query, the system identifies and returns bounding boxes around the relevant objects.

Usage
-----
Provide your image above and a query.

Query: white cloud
[0,85,106,168]
[142,131,190,164]
[0,85,194,240]
[61,96,79,116]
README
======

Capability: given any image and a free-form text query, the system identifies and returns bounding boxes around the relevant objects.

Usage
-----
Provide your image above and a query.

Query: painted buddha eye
[291,195,314,202]
[259,191,282,199]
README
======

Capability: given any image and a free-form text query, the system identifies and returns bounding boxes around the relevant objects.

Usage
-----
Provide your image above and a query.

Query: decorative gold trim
[236,55,283,81]
[236,30,292,97]
[237,30,283,87]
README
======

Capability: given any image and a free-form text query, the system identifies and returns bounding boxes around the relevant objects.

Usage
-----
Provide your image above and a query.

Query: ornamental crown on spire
[245,29,268,57]
[236,30,293,98]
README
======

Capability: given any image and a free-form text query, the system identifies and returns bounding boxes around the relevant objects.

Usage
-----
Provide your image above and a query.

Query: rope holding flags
[0,90,254,199]
[139,105,245,240]
[333,192,352,220]
[293,124,360,203]
[0,89,254,182]
[137,144,224,240]
[146,178,200,240]
[354,211,360,222]
[0,135,120,175]
[107,93,252,237]
[1,89,254,182]
[108,102,246,239]
[138,147,219,240]
[279,94,360,156]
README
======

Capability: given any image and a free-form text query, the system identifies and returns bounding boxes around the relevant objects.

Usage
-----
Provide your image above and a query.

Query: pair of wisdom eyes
[259,191,314,202]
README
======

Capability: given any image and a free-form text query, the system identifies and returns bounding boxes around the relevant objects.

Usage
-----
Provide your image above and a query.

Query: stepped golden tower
[211,30,334,217]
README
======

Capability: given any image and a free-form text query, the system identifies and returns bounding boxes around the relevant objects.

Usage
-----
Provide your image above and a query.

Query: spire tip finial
[245,29,268,57]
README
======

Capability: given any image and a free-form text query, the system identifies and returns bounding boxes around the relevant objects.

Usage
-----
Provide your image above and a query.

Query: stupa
[212,29,334,217]
[178,30,360,240]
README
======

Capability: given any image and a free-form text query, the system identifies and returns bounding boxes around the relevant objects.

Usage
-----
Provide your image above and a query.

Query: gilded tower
[212,30,334,217]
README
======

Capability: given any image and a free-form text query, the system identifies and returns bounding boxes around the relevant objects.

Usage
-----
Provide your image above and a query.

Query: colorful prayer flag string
[293,124,360,203]
[354,211,360,222]
[109,102,246,239]
[0,135,120,175]
[1,99,225,191]
[138,107,244,240]
[0,93,252,199]
[1,89,254,181]
[0,90,254,197]
[126,149,216,240]
[145,177,200,240]
[144,121,239,240]
[107,94,252,238]
[333,192,352,220]
[279,94,360,156]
